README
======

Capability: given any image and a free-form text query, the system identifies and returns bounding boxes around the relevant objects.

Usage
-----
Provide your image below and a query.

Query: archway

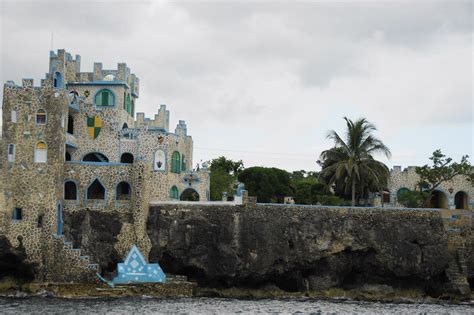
[430,190,448,209]
[180,188,200,201]
[455,191,469,210]
[120,153,134,164]
[83,152,109,163]
[87,179,105,200]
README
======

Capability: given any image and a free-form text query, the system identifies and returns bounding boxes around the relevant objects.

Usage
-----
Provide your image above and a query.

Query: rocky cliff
[58,204,472,295]
[146,204,455,294]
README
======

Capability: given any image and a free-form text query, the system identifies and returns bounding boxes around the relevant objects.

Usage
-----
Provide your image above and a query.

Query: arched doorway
[180,188,200,201]
[430,190,448,209]
[120,153,134,164]
[455,191,469,210]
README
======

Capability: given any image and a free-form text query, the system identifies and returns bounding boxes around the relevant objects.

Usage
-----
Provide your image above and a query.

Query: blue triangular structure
[112,245,166,284]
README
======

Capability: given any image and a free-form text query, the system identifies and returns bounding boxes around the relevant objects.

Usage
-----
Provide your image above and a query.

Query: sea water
[0,297,472,314]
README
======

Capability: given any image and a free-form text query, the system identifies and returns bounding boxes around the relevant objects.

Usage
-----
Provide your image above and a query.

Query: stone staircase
[45,234,100,283]
[445,235,470,295]
[442,210,471,296]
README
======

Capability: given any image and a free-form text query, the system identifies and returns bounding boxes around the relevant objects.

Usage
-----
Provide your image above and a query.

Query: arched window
[34,141,47,163]
[171,151,181,174]
[122,123,128,129]
[87,179,105,200]
[65,151,72,161]
[7,144,15,163]
[53,72,63,88]
[181,154,186,171]
[67,115,74,134]
[94,89,115,106]
[116,182,131,200]
[82,152,109,163]
[64,181,78,200]
[170,186,179,200]
[120,153,134,164]
[36,109,47,125]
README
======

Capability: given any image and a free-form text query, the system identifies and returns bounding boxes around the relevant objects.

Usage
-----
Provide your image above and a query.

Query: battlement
[136,105,170,132]
[42,49,139,97]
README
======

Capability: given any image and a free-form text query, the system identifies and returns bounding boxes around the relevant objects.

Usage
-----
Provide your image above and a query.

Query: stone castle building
[0,49,210,281]
[381,166,473,210]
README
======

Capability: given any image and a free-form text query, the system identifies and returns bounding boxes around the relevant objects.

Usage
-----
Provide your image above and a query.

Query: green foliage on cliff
[318,117,391,206]
[209,157,244,201]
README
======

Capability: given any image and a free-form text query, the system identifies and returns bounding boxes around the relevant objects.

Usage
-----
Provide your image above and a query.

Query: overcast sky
[1,0,472,172]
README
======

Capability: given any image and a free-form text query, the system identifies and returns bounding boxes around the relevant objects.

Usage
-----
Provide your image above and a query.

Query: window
[181,154,186,172]
[122,123,128,129]
[95,89,114,106]
[36,109,47,125]
[126,94,132,115]
[12,208,22,220]
[61,114,65,128]
[120,153,134,164]
[64,181,78,200]
[82,152,109,162]
[171,151,181,174]
[87,179,105,200]
[53,72,63,88]
[67,115,74,134]
[37,214,44,228]
[65,151,72,161]
[170,186,179,200]
[116,182,131,200]
[7,144,15,163]
[34,142,47,163]
[11,110,17,123]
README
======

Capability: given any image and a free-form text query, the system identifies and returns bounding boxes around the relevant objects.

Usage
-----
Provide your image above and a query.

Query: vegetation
[208,156,244,201]
[415,150,473,207]
[318,117,391,206]
[397,190,429,208]
[237,167,292,203]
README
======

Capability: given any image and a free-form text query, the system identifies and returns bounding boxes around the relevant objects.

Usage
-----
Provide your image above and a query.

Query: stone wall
[387,166,473,209]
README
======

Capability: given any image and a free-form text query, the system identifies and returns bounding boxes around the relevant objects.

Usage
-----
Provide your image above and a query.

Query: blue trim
[57,203,63,236]
[67,161,131,166]
[67,81,130,88]
[64,179,79,203]
[69,103,80,112]
[85,177,107,204]
[65,141,77,148]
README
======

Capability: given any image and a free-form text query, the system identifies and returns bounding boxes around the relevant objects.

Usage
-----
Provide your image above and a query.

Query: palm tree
[319,117,391,206]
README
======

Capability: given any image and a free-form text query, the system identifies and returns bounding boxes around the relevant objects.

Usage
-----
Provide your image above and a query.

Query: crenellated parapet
[42,49,139,97]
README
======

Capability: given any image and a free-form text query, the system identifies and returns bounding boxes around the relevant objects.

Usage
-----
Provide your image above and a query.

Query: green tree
[319,117,391,206]
[238,167,291,203]
[397,190,429,208]
[415,150,473,207]
[208,156,244,201]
